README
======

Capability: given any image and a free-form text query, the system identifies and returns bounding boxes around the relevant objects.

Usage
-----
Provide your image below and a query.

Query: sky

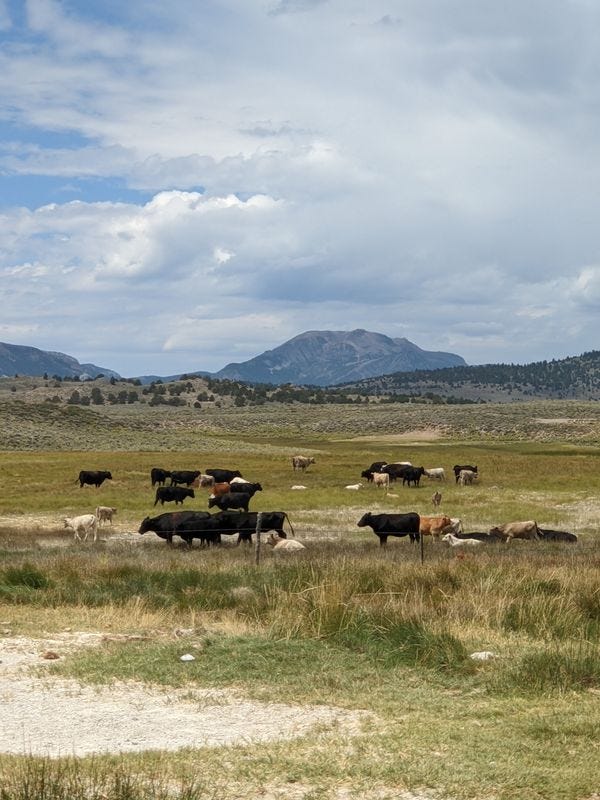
[1,0,600,377]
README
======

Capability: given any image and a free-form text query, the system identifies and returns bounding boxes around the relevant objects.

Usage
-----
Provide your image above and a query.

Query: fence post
[254,512,263,565]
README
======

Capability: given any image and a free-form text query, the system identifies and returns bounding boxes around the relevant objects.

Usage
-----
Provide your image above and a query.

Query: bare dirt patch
[0,633,371,758]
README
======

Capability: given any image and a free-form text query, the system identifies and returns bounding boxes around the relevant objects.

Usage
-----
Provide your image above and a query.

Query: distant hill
[0,342,120,380]
[213,329,466,386]
[342,350,600,401]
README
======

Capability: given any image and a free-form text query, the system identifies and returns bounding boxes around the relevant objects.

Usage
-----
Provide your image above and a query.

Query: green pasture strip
[22,633,600,800]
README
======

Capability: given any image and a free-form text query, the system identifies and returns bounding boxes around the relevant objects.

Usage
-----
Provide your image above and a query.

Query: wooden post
[254,512,263,565]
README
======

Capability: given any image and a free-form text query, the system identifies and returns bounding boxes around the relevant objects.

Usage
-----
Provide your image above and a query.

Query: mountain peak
[214,329,466,386]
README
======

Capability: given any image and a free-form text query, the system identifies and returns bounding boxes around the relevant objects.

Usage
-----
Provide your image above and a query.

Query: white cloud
[1,1,600,374]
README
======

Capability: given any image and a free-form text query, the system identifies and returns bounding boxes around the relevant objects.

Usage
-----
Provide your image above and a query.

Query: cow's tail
[283,513,295,538]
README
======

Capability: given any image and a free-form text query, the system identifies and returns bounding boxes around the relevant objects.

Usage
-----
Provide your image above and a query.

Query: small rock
[179,653,195,662]
[41,651,60,660]
[174,628,194,638]
[470,651,497,661]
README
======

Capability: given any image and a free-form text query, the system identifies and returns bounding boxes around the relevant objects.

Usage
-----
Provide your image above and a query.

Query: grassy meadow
[0,399,600,799]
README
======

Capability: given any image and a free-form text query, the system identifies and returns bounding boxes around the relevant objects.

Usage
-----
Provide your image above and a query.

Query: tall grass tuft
[492,641,600,693]
[0,758,208,800]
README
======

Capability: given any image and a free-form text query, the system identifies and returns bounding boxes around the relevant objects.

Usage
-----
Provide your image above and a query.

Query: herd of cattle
[64,458,578,549]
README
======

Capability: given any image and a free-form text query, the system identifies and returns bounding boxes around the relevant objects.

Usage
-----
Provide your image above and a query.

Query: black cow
[151,467,171,487]
[453,464,478,483]
[205,468,243,484]
[154,486,195,506]
[357,512,420,546]
[381,464,410,482]
[208,492,251,512]
[367,461,388,473]
[539,528,578,543]
[229,482,262,496]
[170,470,201,487]
[77,470,112,488]
[138,511,215,547]
[212,510,293,544]
[401,466,426,487]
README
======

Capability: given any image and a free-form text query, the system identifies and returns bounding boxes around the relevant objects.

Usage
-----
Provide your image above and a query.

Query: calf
[453,464,478,483]
[77,470,112,488]
[95,506,117,525]
[154,486,195,506]
[345,483,363,490]
[291,455,316,472]
[372,472,390,489]
[458,469,477,486]
[431,491,442,507]
[64,514,98,542]
[268,533,305,552]
[442,532,482,548]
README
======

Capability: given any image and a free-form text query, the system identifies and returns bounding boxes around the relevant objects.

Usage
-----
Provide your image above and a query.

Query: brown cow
[210,482,231,498]
[419,515,453,540]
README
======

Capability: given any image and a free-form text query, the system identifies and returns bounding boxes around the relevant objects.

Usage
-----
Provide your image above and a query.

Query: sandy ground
[0,631,371,758]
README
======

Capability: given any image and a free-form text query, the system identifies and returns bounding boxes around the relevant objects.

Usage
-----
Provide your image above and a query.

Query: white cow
[458,469,477,486]
[372,472,390,489]
[345,483,363,490]
[425,468,445,481]
[95,506,117,525]
[268,534,306,552]
[442,533,482,548]
[64,514,99,542]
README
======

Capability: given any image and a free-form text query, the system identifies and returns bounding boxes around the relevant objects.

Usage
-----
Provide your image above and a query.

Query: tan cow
[488,520,540,543]
[291,455,316,472]
[372,472,390,490]
[419,515,453,540]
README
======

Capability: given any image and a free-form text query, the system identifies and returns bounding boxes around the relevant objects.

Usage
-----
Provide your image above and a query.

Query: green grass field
[0,400,599,799]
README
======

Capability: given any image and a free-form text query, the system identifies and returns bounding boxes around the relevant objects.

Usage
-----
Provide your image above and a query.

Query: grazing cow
[213,511,293,544]
[442,532,482,548]
[150,468,171,487]
[373,472,390,489]
[458,469,477,486]
[205,468,243,484]
[424,468,445,481]
[291,455,315,472]
[345,483,363,490]
[538,528,578,543]
[64,514,98,542]
[138,511,214,546]
[77,470,112,488]
[357,512,420,546]
[453,465,478,483]
[154,486,195,506]
[210,482,231,498]
[170,470,201,487]
[208,492,252,512]
[268,533,305,552]
[95,506,117,525]
[361,470,375,483]
[488,520,540,543]
[402,466,426,487]
[431,491,442,507]
[419,515,453,540]
[229,481,263,496]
